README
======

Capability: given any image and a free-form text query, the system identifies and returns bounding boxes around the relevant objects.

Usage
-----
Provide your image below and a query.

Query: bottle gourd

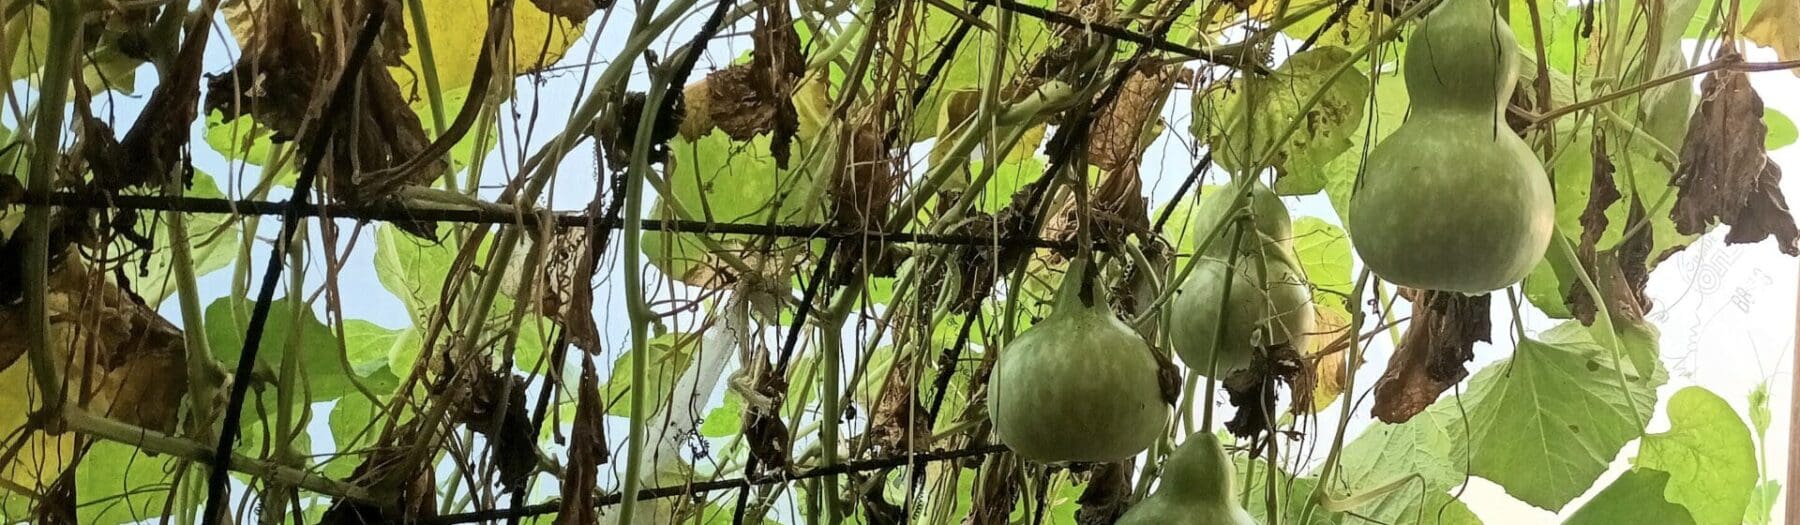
[986,259,1168,463]
[1171,179,1314,377]
[1346,0,1554,294]
[1116,432,1256,525]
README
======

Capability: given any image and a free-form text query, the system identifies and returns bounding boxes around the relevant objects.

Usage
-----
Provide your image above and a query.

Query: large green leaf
[1566,469,1697,525]
[1326,407,1469,520]
[1633,387,1757,525]
[1206,47,1369,194]
[75,441,191,525]
[642,131,820,288]
[204,297,398,401]
[1459,321,1663,511]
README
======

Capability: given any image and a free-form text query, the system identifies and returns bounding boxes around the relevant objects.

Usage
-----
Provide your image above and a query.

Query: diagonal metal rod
[200,7,388,524]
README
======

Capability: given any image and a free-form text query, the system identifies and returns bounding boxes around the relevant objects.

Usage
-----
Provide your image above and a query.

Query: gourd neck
[1155,433,1238,504]
[1051,257,1108,318]
[1403,0,1520,116]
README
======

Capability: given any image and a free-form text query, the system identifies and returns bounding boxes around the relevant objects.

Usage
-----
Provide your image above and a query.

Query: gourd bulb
[986,259,1169,463]
[1346,0,1555,293]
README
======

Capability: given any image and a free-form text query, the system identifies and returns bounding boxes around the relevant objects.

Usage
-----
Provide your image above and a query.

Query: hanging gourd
[1116,432,1256,525]
[1171,180,1315,377]
[1347,0,1555,294]
[986,258,1169,463]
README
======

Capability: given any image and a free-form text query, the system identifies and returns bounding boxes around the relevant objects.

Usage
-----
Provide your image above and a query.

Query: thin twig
[1528,56,1800,128]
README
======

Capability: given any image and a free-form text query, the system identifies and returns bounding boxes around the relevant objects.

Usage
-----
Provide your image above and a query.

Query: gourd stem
[1550,235,1642,429]
[1307,270,1371,513]
[1200,218,1249,433]
[22,0,82,419]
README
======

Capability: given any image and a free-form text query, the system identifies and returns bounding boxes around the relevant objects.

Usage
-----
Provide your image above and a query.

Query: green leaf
[203,112,292,182]
[204,297,398,401]
[1566,469,1697,525]
[374,224,459,321]
[1765,108,1796,150]
[1291,217,1352,312]
[128,172,241,306]
[1206,47,1370,194]
[1320,72,1409,222]
[326,395,381,480]
[341,320,404,377]
[75,441,191,525]
[1327,407,1468,520]
[700,391,743,438]
[605,332,699,418]
[1634,387,1758,525]
[1459,320,1663,511]
[1745,480,1781,525]
[641,131,819,288]
[903,0,1056,143]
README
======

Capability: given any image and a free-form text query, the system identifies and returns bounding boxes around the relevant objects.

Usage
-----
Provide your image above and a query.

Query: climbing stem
[22,0,83,415]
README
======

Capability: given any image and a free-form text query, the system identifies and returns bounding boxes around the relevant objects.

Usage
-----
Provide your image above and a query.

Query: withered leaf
[1087,62,1175,172]
[0,252,189,432]
[1223,342,1307,452]
[113,0,218,191]
[857,475,908,525]
[1670,58,1800,255]
[964,454,1023,525]
[530,0,603,21]
[1075,460,1136,525]
[1371,291,1490,423]
[204,0,321,141]
[460,368,536,493]
[1579,133,1621,257]
[866,356,931,452]
[556,357,608,525]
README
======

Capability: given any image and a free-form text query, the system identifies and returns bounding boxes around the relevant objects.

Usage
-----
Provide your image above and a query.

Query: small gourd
[1347,0,1555,294]
[1171,180,1315,376]
[1116,432,1256,525]
[987,259,1169,463]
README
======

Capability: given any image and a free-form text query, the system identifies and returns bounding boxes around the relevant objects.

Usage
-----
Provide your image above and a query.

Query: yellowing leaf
[1744,0,1800,75]
[397,1,585,93]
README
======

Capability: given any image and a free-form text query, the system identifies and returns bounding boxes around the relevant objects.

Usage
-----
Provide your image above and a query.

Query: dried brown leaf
[530,0,603,21]
[1087,63,1175,172]
[1670,59,1800,254]
[1223,342,1307,452]
[204,0,322,140]
[866,357,930,452]
[964,454,1023,525]
[557,357,608,525]
[456,367,536,493]
[1371,291,1490,423]
[1744,0,1800,75]
[1075,460,1136,525]
[1297,306,1353,414]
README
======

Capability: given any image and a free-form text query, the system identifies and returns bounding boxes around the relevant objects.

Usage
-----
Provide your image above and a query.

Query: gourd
[1346,0,1554,294]
[1116,432,1256,525]
[987,259,1169,463]
[1171,180,1315,376]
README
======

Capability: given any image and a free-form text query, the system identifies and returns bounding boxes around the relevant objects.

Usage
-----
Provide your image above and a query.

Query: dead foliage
[556,357,608,525]
[1223,342,1308,453]
[1371,291,1490,423]
[1075,459,1136,524]
[1670,52,1800,255]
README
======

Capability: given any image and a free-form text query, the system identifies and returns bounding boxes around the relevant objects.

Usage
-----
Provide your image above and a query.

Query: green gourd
[1116,432,1256,525]
[1347,0,1555,294]
[987,259,1169,463]
[1172,180,1314,377]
